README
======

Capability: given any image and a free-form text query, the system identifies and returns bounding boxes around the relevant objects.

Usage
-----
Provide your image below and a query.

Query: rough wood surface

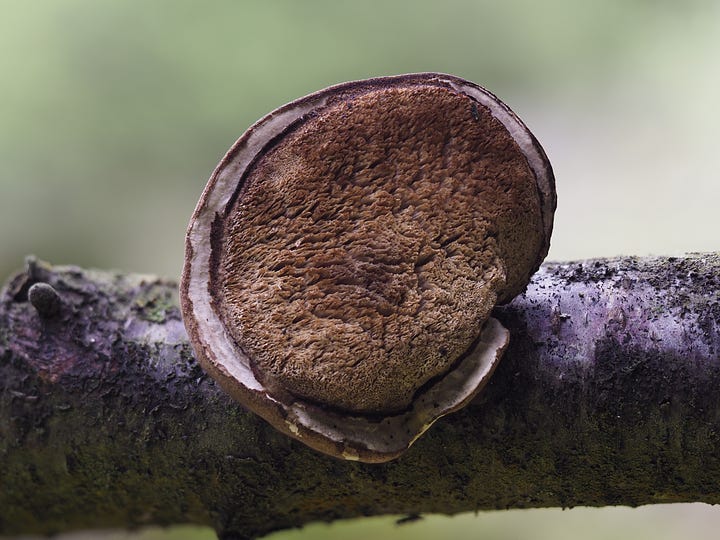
[1,254,719,539]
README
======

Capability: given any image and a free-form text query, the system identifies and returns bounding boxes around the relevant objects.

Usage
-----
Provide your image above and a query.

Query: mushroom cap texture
[181,73,556,462]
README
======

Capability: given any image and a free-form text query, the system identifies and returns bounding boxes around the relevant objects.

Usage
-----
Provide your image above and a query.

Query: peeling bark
[1,254,719,539]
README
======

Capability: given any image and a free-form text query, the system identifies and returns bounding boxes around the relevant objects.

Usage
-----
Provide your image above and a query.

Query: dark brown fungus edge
[180,73,555,463]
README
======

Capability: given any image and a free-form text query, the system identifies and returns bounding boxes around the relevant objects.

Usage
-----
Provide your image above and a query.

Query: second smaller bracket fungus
[180,73,556,462]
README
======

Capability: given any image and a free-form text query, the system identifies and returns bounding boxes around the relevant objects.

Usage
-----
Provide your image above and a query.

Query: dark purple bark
[1,254,719,539]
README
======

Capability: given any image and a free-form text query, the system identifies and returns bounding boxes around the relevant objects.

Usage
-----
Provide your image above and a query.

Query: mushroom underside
[215,83,543,414]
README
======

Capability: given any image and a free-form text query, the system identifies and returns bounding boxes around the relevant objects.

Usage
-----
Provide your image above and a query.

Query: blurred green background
[1,0,719,538]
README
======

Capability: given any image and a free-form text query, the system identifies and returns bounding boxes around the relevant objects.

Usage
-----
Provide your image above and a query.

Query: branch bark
[1,254,719,539]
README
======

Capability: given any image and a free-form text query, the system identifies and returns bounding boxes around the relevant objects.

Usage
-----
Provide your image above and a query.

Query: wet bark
[1,254,719,539]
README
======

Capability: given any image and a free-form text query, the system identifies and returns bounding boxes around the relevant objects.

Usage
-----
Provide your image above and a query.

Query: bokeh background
[1,0,719,539]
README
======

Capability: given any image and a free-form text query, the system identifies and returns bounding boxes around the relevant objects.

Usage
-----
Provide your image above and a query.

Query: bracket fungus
[180,73,556,462]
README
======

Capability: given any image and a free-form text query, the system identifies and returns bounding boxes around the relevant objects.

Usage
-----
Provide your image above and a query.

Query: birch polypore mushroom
[180,73,556,462]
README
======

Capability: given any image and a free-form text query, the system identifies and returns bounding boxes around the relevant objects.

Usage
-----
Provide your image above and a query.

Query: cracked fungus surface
[215,85,543,414]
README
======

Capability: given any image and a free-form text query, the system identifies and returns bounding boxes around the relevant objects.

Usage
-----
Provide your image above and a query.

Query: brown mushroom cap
[181,73,556,462]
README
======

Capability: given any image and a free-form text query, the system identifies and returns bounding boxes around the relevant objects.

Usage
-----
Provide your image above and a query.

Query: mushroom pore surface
[215,84,543,414]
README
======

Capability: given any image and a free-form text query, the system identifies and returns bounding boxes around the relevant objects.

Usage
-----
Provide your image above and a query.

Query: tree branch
[1,254,719,539]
